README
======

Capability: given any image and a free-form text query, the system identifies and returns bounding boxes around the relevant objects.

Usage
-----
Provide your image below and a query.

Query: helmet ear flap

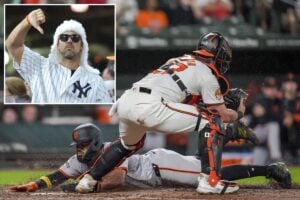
[71,123,103,163]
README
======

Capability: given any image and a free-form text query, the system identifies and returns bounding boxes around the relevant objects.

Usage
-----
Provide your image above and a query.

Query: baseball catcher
[74,32,249,194]
[10,123,291,193]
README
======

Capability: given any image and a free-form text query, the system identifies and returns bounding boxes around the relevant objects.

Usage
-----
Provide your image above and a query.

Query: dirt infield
[1,185,300,200]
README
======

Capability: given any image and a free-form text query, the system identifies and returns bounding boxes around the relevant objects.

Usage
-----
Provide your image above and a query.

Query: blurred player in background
[6,8,111,103]
[10,122,291,193]
[102,56,115,101]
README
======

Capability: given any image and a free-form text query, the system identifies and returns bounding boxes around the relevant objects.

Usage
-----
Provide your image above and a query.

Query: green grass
[236,167,300,185]
[0,170,53,185]
[0,167,300,186]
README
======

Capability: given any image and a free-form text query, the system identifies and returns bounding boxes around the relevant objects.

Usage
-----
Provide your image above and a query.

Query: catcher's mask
[193,32,232,74]
[70,123,103,163]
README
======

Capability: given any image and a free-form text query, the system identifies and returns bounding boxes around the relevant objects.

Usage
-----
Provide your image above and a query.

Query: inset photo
[5,4,115,104]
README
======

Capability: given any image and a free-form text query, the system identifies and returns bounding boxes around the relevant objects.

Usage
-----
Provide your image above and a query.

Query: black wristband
[35,179,46,189]
[237,111,244,120]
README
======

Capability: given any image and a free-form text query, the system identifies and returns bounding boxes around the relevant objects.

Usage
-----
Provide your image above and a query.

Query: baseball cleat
[266,162,292,189]
[196,174,239,194]
[226,121,260,145]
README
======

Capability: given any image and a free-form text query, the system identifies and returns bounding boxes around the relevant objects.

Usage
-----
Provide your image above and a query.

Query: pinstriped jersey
[13,46,112,103]
[133,55,224,104]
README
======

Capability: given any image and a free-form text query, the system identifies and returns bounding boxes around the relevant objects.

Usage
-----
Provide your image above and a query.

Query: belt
[132,87,152,94]
[138,87,152,94]
[133,87,163,101]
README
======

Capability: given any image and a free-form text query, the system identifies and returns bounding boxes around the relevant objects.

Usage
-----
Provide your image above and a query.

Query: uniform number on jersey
[152,63,188,74]
[152,56,196,74]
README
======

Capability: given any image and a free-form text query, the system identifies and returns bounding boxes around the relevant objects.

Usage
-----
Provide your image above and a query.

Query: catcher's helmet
[70,123,103,163]
[193,32,232,74]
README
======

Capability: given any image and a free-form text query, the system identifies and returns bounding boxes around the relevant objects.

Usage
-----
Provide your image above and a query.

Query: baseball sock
[221,165,267,181]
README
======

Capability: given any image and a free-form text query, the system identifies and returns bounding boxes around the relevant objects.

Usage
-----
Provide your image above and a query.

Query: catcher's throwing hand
[224,88,248,111]
[27,9,46,34]
[10,182,39,192]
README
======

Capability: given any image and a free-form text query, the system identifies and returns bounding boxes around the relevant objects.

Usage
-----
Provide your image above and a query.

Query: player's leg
[132,100,236,193]
[123,153,163,187]
[196,118,239,194]
[76,91,150,193]
[221,162,292,189]
[253,147,269,165]
[144,100,204,134]
[144,148,202,187]
[94,94,204,185]
[266,122,282,161]
[147,101,241,194]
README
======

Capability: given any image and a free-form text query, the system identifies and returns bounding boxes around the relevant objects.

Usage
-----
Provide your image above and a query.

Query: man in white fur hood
[6,8,112,104]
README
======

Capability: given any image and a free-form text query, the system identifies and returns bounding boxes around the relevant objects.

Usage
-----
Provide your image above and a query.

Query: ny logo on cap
[72,80,92,98]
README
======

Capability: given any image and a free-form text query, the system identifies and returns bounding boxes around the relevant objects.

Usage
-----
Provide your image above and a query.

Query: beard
[77,146,89,163]
[62,49,77,59]
[59,46,81,60]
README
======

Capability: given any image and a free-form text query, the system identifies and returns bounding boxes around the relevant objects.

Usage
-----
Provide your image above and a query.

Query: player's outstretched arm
[95,168,126,192]
[207,103,245,123]
[205,88,248,123]
[10,182,39,192]
[6,8,45,65]
[10,170,68,192]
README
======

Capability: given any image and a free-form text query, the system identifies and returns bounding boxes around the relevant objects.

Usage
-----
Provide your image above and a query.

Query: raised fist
[27,8,46,34]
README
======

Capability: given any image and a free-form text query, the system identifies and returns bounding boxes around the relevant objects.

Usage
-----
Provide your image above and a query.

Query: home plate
[31,192,66,195]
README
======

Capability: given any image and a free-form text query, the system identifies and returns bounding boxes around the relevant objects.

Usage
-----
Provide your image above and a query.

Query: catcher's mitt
[224,88,248,111]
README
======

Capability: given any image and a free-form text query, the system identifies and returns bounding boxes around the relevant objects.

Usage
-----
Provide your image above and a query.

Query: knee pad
[197,116,225,186]
[89,135,146,180]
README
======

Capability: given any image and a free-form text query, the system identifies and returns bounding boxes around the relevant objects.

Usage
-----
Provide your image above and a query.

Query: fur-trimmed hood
[48,19,99,74]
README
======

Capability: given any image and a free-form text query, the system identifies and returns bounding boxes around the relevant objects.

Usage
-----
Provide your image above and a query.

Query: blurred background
[3,0,115,4]
[0,0,300,170]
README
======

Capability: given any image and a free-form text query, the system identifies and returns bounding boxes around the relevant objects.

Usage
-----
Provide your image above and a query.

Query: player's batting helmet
[193,32,232,74]
[71,123,103,163]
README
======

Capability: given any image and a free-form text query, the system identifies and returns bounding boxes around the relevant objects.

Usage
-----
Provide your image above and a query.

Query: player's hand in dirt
[10,182,39,192]
[27,9,46,34]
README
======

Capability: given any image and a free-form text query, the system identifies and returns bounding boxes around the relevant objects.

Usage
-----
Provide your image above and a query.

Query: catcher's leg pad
[89,136,145,180]
[197,116,224,187]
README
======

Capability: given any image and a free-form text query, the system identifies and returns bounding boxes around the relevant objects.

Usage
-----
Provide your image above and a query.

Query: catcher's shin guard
[89,136,145,180]
[197,116,225,187]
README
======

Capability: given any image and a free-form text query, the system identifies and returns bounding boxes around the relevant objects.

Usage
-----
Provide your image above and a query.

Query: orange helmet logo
[73,131,79,141]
